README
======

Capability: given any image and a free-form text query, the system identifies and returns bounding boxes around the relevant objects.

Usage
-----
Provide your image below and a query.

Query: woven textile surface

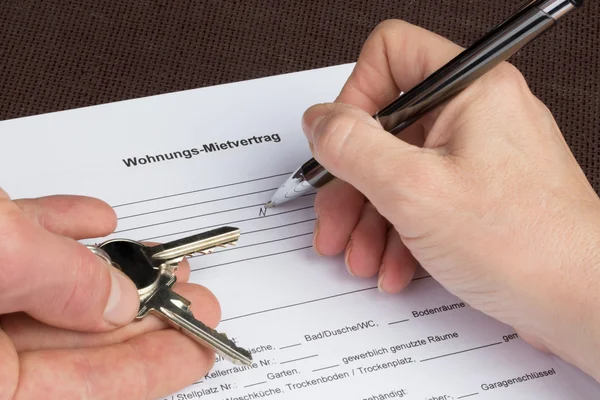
[0,0,598,190]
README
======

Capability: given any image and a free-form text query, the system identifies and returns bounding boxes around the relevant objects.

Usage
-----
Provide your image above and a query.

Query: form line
[280,354,319,364]
[141,206,314,241]
[114,203,266,234]
[420,342,503,362]
[112,172,292,207]
[214,232,313,254]
[221,286,378,321]
[118,188,277,220]
[192,245,313,271]
[221,276,433,322]
[279,343,302,350]
[388,319,410,325]
[243,218,316,235]
[457,393,479,399]
[312,364,339,372]
[244,381,267,388]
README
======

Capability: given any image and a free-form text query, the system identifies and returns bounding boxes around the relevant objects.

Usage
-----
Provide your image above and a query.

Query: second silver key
[90,226,253,366]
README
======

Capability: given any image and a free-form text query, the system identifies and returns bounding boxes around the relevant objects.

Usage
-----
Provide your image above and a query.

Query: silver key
[88,226,253,366]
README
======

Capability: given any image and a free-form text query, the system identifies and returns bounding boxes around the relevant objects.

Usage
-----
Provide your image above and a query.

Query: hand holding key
[90,226,253,366]
[0,189,221,399]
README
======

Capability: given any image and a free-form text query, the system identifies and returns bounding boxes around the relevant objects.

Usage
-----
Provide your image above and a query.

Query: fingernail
[104,268,138,326]
[377,264,387,293]
[302,104,331,143]
[344,240,354,276]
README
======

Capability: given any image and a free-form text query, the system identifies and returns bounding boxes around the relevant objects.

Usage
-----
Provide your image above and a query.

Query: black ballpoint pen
[265,0,583,209]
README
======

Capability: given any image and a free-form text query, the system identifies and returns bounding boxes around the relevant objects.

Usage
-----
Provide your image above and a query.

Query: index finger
[336,20,463,114]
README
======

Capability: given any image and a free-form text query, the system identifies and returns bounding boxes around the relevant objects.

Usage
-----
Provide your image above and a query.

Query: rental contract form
[1,64,599,400]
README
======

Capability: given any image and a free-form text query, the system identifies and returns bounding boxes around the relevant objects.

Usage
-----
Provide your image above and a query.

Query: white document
[1,63,599,400]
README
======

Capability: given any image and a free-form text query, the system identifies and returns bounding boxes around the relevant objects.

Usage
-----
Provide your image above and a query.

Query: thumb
[302,103,442,217]
[0,208,140,331]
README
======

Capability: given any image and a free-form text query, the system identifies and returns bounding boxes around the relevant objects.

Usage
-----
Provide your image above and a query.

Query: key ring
[86,245,112,265]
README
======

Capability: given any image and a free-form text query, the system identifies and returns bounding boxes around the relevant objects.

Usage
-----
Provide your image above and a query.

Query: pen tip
[265,201,273,208]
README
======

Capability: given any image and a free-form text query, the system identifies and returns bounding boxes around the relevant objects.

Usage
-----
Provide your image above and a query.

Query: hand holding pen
[267,0,600,383]
[266,0,583,206]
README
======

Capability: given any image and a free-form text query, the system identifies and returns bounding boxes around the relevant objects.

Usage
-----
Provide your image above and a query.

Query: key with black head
[88,226,253,366]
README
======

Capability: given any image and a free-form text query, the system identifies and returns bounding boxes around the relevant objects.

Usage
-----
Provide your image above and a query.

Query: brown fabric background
[0,0,599,191]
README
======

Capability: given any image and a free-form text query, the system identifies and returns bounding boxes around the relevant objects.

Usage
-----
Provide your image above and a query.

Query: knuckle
[485,63,530,99]
[462,63,533,114]
[531,96,554,117]
[494,63,527,88]
[371,19,411,49]
[373,19,408,35]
